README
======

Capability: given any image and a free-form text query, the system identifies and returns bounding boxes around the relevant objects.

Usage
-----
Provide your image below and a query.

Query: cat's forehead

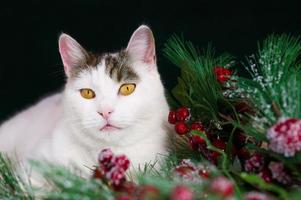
[71,50,139,82]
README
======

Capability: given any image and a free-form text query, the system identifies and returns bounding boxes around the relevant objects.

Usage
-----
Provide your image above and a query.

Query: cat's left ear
[58,33,88,77]
[126,25,156,67]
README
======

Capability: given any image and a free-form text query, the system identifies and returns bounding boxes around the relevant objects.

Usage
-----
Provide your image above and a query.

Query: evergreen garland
[1,34,301,200]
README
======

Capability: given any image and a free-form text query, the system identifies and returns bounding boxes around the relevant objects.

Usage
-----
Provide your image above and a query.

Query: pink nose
[98,110,113,120]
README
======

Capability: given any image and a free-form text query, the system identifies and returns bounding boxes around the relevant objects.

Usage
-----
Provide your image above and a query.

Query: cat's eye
[119,83,136,96]
[80,88,96,99]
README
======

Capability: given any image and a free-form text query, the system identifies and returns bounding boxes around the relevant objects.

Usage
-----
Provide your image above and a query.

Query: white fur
[0,26,169,177]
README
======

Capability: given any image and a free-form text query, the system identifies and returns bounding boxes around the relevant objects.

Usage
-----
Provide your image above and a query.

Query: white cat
[0,25,169,176]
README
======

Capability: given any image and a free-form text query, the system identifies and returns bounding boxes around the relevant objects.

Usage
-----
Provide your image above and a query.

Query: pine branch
[164,35,235,123]
[0,153,34,200]
[229,34,301,127]
[30,161,114,200]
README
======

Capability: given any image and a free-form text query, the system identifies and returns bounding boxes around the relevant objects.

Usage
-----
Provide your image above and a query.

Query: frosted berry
[267,118,301,157]
[175,159,196,177]
[175,107,190,121]
[244,154,264,173]
[175,122,190,135]
[245,192,272,200]
[98,148,113,165]
[170,185,194,200]
[113,155,130,171]
[168,110,177,124]
[214,66,232,83]
[211,176,234,197]
[109,167,126,186]
[268,161,292,185]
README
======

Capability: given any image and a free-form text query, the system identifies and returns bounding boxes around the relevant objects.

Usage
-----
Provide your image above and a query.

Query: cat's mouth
[100,124,121,132]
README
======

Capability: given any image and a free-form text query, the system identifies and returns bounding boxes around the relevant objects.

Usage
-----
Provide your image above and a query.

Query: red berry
[175,122,190,135]
[237,148,251,160]
[175,107,190,121]
[168,110,177,124]
[191,122,205,132]
[113,155,130,171]
[170,185,194,200]
[258,168,272,183]
[211,176,234,197]
[213,139,227,150]
[214,66,232,83]
[198,168,210,178]
[211,139,226,159]
[190,134,206,146]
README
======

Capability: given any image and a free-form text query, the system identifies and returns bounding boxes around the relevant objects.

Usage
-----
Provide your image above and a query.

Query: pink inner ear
[144,38,156,64]
[59,40,72,72]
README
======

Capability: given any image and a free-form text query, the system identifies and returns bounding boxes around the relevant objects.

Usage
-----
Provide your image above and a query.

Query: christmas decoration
[94,148,130,188]
[2,34,301,200]
[267,118,301,157]
[268,162,292,185]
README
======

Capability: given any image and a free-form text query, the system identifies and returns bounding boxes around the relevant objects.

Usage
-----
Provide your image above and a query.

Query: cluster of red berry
[174,159,234,198]
[93,149,130,188]
[244,153,292,185]
[168,107,228,164]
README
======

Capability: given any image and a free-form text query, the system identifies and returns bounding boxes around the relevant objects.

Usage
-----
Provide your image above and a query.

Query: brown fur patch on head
[104,50,139,82]
[69,51,103,78]
[69,50,139,82]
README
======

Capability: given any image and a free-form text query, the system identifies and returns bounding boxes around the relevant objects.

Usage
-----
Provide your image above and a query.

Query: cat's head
[58,25,168,143]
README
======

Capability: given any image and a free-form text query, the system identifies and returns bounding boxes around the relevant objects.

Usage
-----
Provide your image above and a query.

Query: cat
[0,25,170,176]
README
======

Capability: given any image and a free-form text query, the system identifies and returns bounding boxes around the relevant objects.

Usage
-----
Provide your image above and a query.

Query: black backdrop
[0,1,300,122]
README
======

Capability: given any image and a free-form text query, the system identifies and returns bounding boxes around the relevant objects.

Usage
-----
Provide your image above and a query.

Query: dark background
[0,1,300,122]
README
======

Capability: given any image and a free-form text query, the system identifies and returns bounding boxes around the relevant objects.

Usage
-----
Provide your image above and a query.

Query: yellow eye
[80,88,96,99]
[119,83,136,96]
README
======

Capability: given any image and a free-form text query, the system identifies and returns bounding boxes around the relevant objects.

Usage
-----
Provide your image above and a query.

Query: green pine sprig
[0,153,34,200]
[164,35,235,123]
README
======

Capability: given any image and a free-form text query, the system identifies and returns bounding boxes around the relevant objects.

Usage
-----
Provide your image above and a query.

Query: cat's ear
[126,25,156,66]
[58,33,87,77]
